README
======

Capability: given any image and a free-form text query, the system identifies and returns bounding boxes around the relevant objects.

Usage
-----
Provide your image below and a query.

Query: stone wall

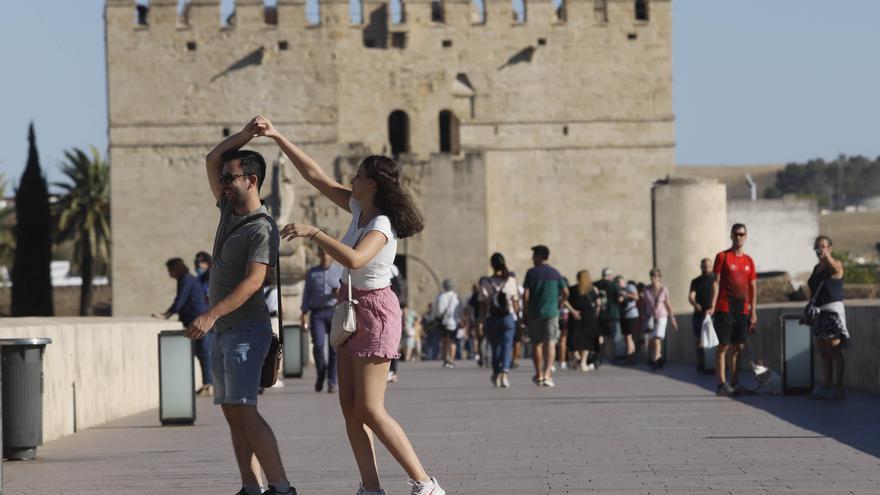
[0,318,182,444]
[728,197,820,280]
[669,301,880,394]
[106,0,674,316]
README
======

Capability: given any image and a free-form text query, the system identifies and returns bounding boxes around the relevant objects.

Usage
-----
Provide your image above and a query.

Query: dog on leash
[750,360,783,395]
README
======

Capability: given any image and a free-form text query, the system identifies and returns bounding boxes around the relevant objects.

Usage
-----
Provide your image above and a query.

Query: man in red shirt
[707,223,758,396]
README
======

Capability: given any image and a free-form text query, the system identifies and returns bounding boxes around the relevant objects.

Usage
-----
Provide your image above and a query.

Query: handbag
[803,279,825,326]
[330,272,358,348]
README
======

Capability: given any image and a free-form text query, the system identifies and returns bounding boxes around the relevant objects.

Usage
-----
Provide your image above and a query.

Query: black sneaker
[314,379,324,392]
[716,383,736,397]
[265,486,297,495]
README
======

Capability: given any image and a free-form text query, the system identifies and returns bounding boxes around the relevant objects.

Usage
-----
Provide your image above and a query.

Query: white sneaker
[579,363,589,372]
[387,371,395,383]
[500,373,510,388]
[587,364,597,371]
[559,362,568,370]
[408,477,445,495]
[542,378,556,387]
[550,364,557,372]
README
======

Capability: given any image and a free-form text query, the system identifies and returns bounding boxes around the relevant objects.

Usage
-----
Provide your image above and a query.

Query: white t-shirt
[340,197,398,290]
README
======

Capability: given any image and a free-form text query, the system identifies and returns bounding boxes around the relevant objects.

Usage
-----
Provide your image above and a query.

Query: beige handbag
[330,272,358,348]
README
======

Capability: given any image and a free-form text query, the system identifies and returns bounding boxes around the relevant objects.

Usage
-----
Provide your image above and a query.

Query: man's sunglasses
[219,173,253,185]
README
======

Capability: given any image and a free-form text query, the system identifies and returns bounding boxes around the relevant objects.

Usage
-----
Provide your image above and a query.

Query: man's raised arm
[205,120,260,201]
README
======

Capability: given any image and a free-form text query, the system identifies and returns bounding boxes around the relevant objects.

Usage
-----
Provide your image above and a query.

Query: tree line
[764,154,880,209]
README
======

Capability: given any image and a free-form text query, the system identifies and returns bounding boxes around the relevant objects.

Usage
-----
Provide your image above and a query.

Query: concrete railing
[0,318,183,444]
[669,300,880,394]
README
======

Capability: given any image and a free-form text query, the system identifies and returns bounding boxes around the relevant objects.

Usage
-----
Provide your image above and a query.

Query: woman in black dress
[565,270,601,371]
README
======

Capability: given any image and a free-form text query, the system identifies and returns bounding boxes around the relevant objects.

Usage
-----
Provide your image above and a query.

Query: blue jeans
[310,307,337,386]
[211,319,272,406]
[487,314,516,374]
[193,329,216,386]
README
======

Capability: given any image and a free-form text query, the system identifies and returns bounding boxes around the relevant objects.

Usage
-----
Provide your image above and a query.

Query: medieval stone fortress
[106,0,675,315]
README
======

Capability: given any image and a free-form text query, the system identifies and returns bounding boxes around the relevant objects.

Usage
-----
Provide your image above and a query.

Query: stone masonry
[105,0,674,316]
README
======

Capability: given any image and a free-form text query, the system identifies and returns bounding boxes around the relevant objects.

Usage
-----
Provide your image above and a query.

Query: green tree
[53,146,111,316]
[12,123,54,316]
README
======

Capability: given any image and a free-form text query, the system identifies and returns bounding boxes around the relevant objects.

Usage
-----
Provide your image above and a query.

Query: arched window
[389,110,410,156]
[635,0,649,21]
[439,110,460,154]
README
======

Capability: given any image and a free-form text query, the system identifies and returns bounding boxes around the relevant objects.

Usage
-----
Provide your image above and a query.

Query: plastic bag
[700,315,719,349]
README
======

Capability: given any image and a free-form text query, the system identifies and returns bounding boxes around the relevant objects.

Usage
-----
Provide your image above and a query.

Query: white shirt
[432,291,462,330]
[340,197,398,290]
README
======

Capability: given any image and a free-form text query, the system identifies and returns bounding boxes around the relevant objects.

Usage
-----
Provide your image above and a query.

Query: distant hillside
[676,164,784,200]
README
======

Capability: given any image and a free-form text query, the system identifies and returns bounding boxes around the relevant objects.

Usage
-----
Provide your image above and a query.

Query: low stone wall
[669,300,880,394]
[0,318,182,444]
[0,285,113,316]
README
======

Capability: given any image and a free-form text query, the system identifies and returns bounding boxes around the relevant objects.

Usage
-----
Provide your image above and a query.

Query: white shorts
[646,317,668,340]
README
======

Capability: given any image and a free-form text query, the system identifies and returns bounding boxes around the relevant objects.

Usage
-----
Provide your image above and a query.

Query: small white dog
[750,360,783,395]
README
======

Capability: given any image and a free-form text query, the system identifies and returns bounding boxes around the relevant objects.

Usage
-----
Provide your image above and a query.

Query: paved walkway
[6,361,880,494]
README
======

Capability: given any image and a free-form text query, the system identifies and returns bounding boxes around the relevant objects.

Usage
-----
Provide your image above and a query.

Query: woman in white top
[253,116,445,495]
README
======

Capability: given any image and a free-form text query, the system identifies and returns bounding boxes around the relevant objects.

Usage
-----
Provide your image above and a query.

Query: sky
[1,0,879,189]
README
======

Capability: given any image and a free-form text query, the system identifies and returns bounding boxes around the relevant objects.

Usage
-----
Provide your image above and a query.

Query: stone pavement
[5,361,880,494]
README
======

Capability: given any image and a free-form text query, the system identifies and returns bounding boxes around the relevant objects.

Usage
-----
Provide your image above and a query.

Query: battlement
[108,0,664,31]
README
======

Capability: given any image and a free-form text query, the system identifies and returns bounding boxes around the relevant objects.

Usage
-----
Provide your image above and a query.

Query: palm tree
[53,146,111,316]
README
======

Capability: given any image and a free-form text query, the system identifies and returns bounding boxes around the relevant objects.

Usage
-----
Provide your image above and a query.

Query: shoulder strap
[810,279,826,304]
[213,213,273,261]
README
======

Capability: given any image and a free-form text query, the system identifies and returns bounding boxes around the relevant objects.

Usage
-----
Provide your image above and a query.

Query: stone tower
[105,0,674,316]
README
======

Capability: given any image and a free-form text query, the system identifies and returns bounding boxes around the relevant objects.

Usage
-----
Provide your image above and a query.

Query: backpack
[489,277,510,318]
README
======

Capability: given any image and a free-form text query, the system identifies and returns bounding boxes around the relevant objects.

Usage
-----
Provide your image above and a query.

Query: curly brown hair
[361,155,425,238]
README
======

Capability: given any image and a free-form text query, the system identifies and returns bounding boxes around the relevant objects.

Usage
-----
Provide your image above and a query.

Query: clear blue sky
[2,0,879,188]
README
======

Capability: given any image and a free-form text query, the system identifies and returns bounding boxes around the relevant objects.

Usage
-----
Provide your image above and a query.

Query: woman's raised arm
[255,115,352,212]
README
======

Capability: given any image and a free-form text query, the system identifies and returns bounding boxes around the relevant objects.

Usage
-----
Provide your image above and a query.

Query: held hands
[252,116,280,139]
[186,312,217,340]
[281,222,320,241]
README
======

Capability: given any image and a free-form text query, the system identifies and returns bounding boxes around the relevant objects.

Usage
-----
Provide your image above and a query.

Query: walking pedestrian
[153,258,214,396]
[300,246,344,393]
[642,268,677,369]
[259,115,445,495]
[620,276,640,363]
[707,223,758,397]
[401,303,420,362]
[564,270,601,371]
[595,268,623,362]
[433,279,463,368]
[688,258,715,372]
[479,253,520,388]
[807,236,849,400]
[523,245,569,387]
[194,251,212,303]
[191,120,294,495]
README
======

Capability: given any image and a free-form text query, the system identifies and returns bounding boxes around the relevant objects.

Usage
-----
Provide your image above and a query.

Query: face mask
[195,267,204,276]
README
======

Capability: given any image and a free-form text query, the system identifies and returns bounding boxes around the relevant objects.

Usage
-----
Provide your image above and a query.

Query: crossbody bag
[213,211,283,388]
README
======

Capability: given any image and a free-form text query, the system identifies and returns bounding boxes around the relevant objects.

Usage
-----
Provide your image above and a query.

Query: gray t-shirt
[208,198,279,332]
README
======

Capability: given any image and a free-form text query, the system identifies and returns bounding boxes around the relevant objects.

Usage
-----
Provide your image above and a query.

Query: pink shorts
[337,285,402,360]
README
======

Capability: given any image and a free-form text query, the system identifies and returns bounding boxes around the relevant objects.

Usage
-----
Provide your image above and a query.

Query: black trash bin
[0,338,52,461]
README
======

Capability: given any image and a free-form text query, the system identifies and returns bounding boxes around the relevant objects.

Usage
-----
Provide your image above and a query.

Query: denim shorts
[212,319,272,406]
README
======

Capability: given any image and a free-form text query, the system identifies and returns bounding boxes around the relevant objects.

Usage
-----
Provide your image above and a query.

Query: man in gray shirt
[300,246,343,393]
[186,119,294,495]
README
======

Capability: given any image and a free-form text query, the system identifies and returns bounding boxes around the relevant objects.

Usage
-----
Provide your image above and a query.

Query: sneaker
[579,363,589,372]
[327,384,337,394]
[559,361,568,371]
[550,364,557,373]
[491,373,500,387]
[532,375,542,385]
[587,363,597,371]
[542,378,556,388]
[387,371,396,383]
[265,486,297,495]
[315,379,324,392]
[356,485,387,495]
[500,373,510,388]
[408,477,446,495]
[716,383,736,397]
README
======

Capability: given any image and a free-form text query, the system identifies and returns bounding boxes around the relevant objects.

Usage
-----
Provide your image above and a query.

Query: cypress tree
[11,123,54,316]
